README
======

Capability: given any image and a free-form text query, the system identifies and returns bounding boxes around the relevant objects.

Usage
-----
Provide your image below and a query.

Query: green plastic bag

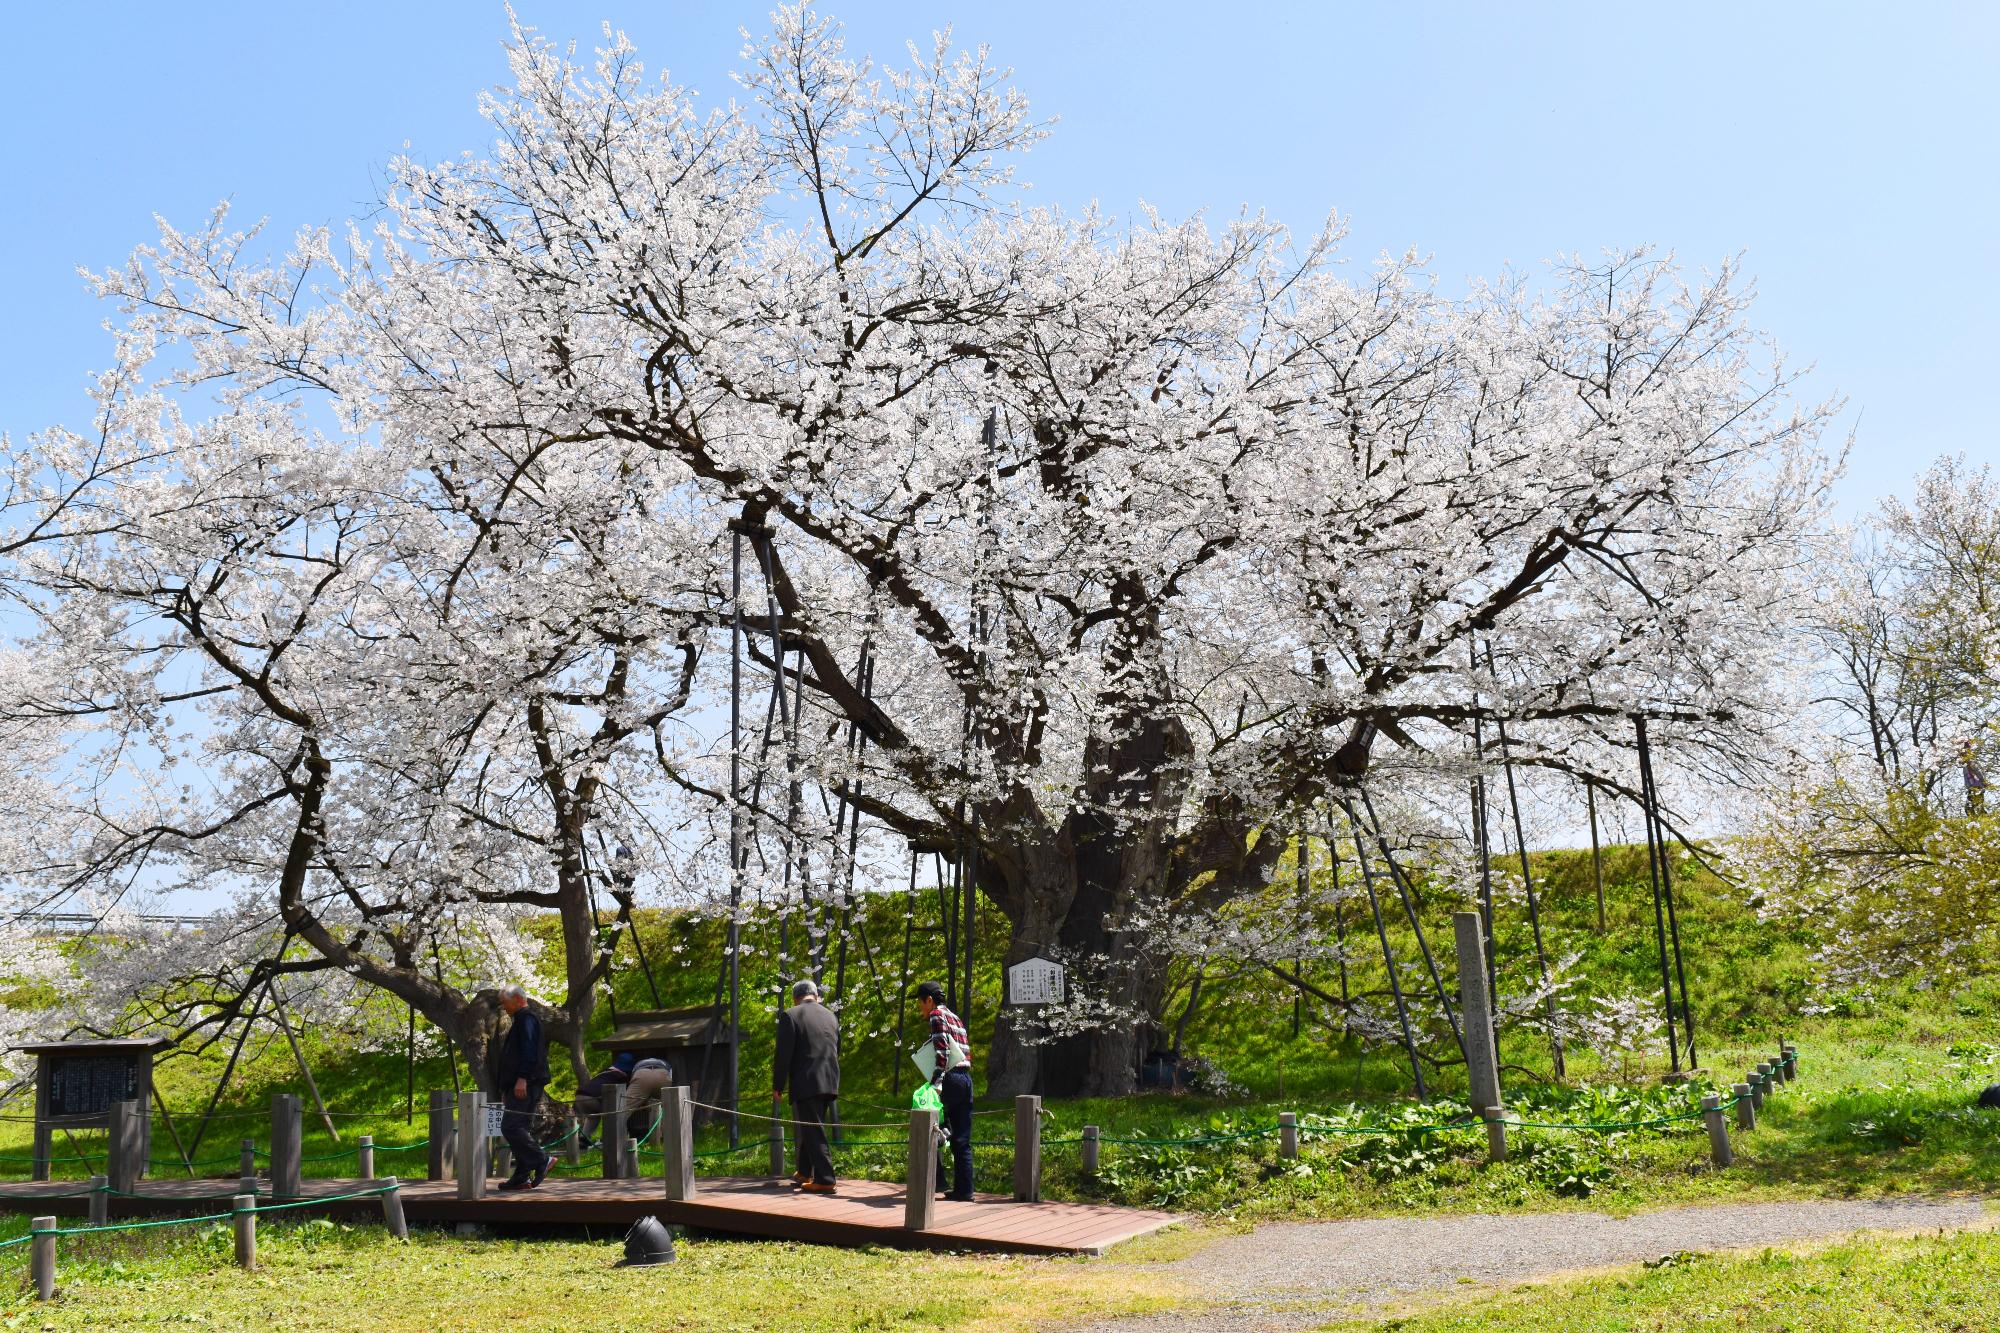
[911,1082,943,1114]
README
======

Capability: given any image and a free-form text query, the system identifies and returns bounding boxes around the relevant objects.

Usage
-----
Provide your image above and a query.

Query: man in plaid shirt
[915,980,975,1201]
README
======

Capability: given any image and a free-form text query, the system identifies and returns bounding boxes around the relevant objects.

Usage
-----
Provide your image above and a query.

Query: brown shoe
[790,1171,808,1186]
[798,1181,837,1195]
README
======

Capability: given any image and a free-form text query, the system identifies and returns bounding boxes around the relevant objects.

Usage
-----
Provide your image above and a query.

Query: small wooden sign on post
[1006,957,1065,1007]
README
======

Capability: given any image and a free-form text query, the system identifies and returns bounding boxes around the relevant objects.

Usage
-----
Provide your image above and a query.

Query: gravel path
[1069,1197,1994,1333]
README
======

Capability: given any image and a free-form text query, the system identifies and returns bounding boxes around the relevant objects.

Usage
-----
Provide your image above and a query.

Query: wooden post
[1779,1044,1796,1084]
[232,1194,257,1270]
[1702,1093,1732,1167]
[904,1108,938,1231]
[1734,1084,1756,1131]
[30,1215,56,1300]
[602,1086,628,1181]
[1751,1064,1769,1110]
[1279,1111,1299,1159]
[767,1103,786,1180]
[1013,1095,1042,1202]
[87,1175,107,1226]
[1081,1125,1100,1180]
[108,1099,144,1194]
[358,1135,375,1181]
[270,1094,303,1199]
[31,1054,51,1182]
[564,1108,582,1166]
[380,1176,408,1239]
[237,1172,258,1199]
[1453,913,1504,1117]
[1484,1106,1508,1164]
[456,1091,487,1201]
[662,1086,695,1202]
[428,1089,454,1182]
[239,1138,257,1180]
[493,1140,512,1182]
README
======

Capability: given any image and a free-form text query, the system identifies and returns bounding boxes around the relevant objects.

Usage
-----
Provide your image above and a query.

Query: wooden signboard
[1006,957,1065,1006]
[15,1038,170,1182]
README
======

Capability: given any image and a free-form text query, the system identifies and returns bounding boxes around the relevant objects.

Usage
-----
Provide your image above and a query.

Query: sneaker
[495,1176,532,1193]
[577,1135,596,1151]
[531,1159,551,1188]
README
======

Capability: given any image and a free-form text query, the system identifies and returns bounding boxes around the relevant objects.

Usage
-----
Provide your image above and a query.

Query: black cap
[914,980,946,1003]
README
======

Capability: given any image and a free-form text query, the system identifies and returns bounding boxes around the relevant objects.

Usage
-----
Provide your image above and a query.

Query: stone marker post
[427,1089,454,1182]
[1453,913,1504,1117]
[662,1086,696,1202]
[1013,1095,1042,1202]
[1701,1093,1732,1167]
[270,1094,303,1199]
[455,1091,488,1201]
[904,1108,938,1232]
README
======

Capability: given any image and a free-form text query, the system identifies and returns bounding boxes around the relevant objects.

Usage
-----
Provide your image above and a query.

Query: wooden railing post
[1751,1064,1769,1111]
[563,1108,582,1166]
[456,1091,487,1200]
[239,1138,257,1181]
[1484,1106,1508,1164]
[601,1086,628,1181]
[87,1175,107,1226]
[232,1194,257,1270]
[30,1215,56,1300]
[1279,1111,1299,1159]
[1013,1095,1042,1202]
[662,1086,695,1202]
[768,1105,786,1180]
[108,1099,144,1194]
[1734,1084,1756,1131]
[1081,1125,1100,1180]
[358,1135,375,1180]
[1702,1093,1732,1167]
[270,1093,302,1199]
[380,1176,408,1239]
[904,1108,938,1231]
[428,1089,454,1182]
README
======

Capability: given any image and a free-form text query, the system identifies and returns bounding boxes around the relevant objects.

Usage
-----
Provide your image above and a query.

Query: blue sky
[3,2,1996,511]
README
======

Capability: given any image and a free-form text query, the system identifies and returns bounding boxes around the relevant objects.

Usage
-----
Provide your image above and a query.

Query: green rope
[251,1185,399,1213]
[31,1211,235,1238]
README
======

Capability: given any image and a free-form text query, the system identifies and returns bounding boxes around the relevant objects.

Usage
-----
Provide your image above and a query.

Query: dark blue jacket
[496,1008,549,1087]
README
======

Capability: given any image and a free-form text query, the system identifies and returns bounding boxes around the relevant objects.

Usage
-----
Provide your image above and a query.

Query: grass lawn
[1330,1225,2000,1332]
[0,1214,1190,1332]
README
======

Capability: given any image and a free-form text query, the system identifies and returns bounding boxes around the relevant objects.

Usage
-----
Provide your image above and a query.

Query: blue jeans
[935,1067,974,1198]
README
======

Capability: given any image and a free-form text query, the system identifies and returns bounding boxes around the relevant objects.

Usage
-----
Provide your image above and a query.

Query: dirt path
[1069,1196,1994,1332]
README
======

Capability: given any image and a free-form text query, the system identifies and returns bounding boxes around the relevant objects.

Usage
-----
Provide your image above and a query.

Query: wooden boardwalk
[0,1175,1179,1257]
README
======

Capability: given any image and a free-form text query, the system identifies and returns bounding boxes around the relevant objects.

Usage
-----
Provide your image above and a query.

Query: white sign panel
[1007,956,1065,1006]
[484,1103,506,1139]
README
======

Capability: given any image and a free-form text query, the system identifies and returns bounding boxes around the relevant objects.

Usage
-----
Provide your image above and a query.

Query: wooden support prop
[602,1086,628,1181]
[1452,912,1505,1117]
[87,1175,107,1226]
[1702,1093,1732,1167]
[662,1086,696,1202]
[380,1176,408,1239]
[1081,1125,1100,1179]
[768,1103,786,1180]
[1751,1064,1769,1111]
[904,1108,938,1231]
[266,982,338,1142]
[1734,1084,1756,1132]
[108,1099,144,1194]
[1484,1106,1508,1164]
[232,1194,257,1270]
[1013,1096,1042,1202]
[455,1091,487,1201]
[1279,1112,1299,1159]
[239,1138,257,1180]
[270,1094,303,1198]
[30,1215,55,1301]
[358,1135,375,1180]
[428,1089,454,1182]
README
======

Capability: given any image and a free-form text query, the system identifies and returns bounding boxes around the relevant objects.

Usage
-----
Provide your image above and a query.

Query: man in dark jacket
[772,979,840,1193]
[494,983,551,1191]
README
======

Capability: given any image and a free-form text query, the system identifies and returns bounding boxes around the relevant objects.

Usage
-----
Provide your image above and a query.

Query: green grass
[0,1213,1189,1331]
[1329,1226,2000,1331]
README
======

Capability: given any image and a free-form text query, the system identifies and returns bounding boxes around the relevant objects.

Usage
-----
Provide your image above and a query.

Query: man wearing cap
[773,979,840,1194]
[915,980,974,1202]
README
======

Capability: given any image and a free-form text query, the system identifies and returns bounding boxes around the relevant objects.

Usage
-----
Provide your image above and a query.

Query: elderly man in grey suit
[773,979,840,1194]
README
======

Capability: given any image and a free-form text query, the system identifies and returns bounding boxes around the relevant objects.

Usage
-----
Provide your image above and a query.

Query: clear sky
[3,2,1996,511]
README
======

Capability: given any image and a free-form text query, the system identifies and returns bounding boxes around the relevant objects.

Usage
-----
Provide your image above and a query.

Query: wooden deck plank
[0,1175,1178,1257]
